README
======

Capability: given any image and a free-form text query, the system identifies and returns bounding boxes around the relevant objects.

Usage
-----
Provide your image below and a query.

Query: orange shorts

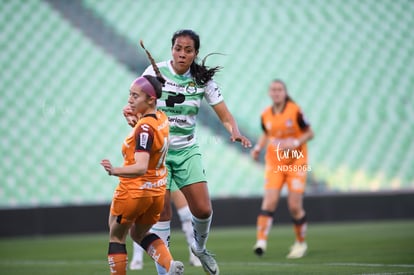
[110,193,164,225]
[264,162,308,193]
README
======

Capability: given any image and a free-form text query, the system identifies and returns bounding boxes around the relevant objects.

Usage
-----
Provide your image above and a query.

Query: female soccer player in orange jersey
[130,189,202,270]
[100,74,183,275]
[251,79,314,259]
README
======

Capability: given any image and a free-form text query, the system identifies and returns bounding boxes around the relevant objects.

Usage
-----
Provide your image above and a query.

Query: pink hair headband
[133,77,156,98]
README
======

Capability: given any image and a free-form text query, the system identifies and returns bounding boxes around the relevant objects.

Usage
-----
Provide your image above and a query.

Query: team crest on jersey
[185,82,197,94]
[285,119,293,127]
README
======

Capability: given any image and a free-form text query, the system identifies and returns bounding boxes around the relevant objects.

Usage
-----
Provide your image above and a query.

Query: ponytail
[140,40,166,86]
[190,52,223,86]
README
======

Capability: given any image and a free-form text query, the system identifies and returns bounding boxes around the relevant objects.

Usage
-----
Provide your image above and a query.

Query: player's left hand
[231,134,252,148]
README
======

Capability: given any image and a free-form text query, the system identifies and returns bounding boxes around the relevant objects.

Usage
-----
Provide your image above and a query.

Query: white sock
[192,214,212,252]
[150,220,171,275]
[150,220,171,247]
[132,241,144,262]
[177,206,194,246]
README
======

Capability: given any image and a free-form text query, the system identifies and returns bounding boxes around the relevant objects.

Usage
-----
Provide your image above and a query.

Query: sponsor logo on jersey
[215,86,222,97]
[166,81,185,89]
[157,118,169,130]
[139,178,167,189]
[140,132,149,148]
[169,117,187,124]
[141,124,150,131]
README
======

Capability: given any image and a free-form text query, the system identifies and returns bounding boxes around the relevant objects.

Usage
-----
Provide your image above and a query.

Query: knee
[287,198,298,211]
[288,203,304,219]
[261,201,277,212]
[192,204,212,219]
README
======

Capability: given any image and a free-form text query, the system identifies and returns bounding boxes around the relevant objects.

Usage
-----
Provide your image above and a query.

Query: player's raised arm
[212,101,252,148]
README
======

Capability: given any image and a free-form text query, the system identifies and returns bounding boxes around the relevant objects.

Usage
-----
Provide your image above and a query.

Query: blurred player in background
[124,29,251,275]
[130,189,201,270]
[251,79,314,259]
[100,74,184,275]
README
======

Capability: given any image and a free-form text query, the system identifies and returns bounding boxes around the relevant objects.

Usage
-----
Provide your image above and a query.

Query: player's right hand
[123,105,138,127]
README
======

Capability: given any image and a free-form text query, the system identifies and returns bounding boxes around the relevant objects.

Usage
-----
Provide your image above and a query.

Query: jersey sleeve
[204,80,224,106]
[260,115,267,133]
[135,123,155,153]
[297,110,310,130]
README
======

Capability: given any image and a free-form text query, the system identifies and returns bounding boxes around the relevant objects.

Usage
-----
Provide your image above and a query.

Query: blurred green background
[1,0,413,208]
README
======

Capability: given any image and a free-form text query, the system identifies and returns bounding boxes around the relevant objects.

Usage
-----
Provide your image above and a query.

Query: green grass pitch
[1,220,413,274]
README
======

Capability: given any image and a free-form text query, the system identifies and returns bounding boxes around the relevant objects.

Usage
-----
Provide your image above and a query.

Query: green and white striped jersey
[142,60,224,150]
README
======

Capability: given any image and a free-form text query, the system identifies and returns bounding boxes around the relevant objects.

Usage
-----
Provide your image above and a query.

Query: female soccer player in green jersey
[124,29,251,275]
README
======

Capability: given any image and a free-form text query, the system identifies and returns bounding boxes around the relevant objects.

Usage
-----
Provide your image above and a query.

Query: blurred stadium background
[0,0,413,228]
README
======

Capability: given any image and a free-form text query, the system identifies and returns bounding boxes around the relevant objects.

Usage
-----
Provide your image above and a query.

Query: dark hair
[139,40,166,99]
[141,75,162,99]
[171,29,221,86]
[272,79,292,102]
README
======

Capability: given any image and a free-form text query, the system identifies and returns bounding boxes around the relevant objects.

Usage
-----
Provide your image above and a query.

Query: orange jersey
[116,110,169,198]
[261,101,310,166]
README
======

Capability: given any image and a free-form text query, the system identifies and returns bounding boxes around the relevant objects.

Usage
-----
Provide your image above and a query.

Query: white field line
[220,261,414,269]
[0,260,413,270]
[0,260,104,265]
[326,263,414,268]
[354,273,414,275]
